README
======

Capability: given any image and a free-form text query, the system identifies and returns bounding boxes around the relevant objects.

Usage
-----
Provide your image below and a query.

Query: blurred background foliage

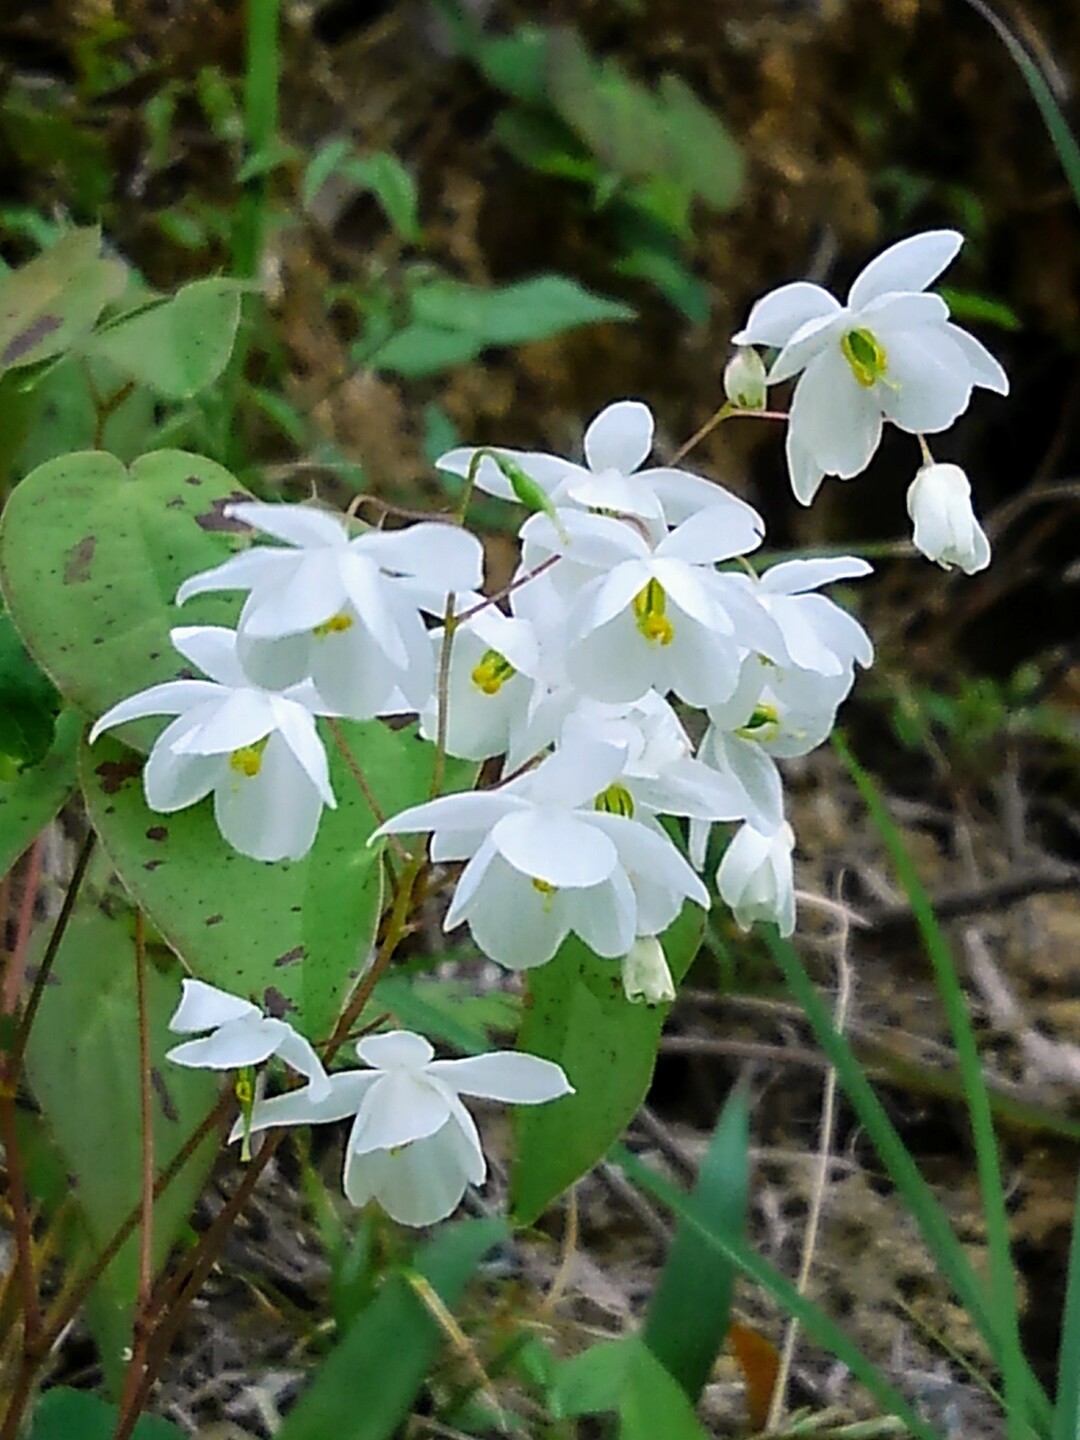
[0,0,1078,779]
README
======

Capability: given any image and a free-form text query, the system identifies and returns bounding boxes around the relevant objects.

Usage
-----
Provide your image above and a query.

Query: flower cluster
[88,231,1006,1224]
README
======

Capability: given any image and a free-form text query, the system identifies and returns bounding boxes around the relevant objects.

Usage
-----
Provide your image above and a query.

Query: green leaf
[0,449,249,738]
[83,279,245,398]
[551,1336,709,1437]
[374,974,520,1056]
[79,720,450,1040]
[655,73,743,211]
[303,142,420,242]
[276,1217,507,1440]
[1052,1164,1080,1440]
[643,1085,749,1400]
[511,901,703,1224]
[0,708,80,876]
[30,1387,184,1440]
[617,1147,942,1440]
[0,228,126,377]
[367,323,484,377]
[24,905,219,1361]
[0,606,60,767]
[410,275,634,347]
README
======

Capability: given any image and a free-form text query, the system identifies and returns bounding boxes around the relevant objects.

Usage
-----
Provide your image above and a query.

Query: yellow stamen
[632,578,674,646]
[594,783,635,818]
[313,611,354,638]
[228,739,267,778]
[840,327,888,387]
[470,648,516,696]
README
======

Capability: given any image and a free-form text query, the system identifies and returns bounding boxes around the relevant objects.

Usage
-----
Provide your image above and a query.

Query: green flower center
[737,703,780,738]
[594,783,635,819]
[228,737,269,778]
[470,648,516,696]
[632,578,674,646]
[840,327,888,388]
[313,611,354,638]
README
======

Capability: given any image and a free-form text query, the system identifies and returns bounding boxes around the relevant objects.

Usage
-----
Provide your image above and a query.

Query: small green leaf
[511,902,703,1224]
[410,274,634,347]
[0,708,80,877]
[277,1217,507,1440]
[30,1388,184,1440]
[84,279,246,398]
[551,1337,709,1437]
[0,607,60,767]
[0,228,126,377]
[367,323,483,377]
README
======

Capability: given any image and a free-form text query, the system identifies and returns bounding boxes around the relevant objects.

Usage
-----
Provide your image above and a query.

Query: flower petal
[243,555,349,639]
[847,229,962,310]
[759,557,872,594]
[227,501,349,549]
[272,1026,331,1098]
[171,689,274,755]
[427,1051,573,1102]
[169,978,258,1032]
[143,722,223,812]
[89,681,219,742]
[271,700,335,805]
[657,504,764,565]
[167,1015,283,1069]
[943,323,1009,394]
[491,808,617,888]
[458,855,571,969]
[212,731,325,861]
[350,1072,451,1154]
[343,1123,472,1225]
[564,869,637,957]
[358,522,484,592]
[789,349,882,478]
[786,427,827,507]
[877,327,973,433]
[583,399,654,474]
[177,549,295,607]
[235,1071,378,1140]
[767,311,845,385]
[357,1030,435,1070]
[733,281,841,349]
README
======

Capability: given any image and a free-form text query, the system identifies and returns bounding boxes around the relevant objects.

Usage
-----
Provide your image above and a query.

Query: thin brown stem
[7,838,42,1011]
[0,1084,39,1343]
[10,830,95,1077]
[324,717,407,868]
[668,403,788,466]
[455,556,558,625]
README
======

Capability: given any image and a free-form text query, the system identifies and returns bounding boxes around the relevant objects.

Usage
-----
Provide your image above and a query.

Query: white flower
[167,978,330,1098]
[519,508,779,707]
[906,461,990,574]
[717,821,796,937]
[751,557,874,682]
[232,1030,572,1226]
[734,231,1008,504]
[89,625,335,862]
[177,503,484,718]
[439,399,762,527]
[621,935,676,1005]
[418,603,541,762]
[374,738,709,970]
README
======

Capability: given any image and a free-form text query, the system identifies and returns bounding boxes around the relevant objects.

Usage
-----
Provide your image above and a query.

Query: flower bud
[723,347,768,411]
[621,936,676,1006]
[717,821,796,938]
[906,462,990,575]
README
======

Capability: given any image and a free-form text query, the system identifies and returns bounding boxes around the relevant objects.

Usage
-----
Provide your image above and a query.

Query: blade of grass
[962,0,1080,211]
[643,1085,749,1399]
[1052,1167,1080,1440]
[615,1145,944,1440]
[832,731,1047,1439]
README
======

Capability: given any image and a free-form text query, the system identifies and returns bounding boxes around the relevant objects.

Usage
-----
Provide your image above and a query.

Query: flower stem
[429,593,458,801]
[669,402,789,466]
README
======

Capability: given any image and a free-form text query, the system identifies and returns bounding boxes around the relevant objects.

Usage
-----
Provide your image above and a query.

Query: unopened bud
[621,936,676,1006]
[489,452,569,544]
[723,347,768,411]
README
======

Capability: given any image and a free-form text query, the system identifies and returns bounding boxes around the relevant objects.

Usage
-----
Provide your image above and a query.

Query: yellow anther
[313,611,354,638]
[228,740,266,778]
[840,327,888,388]
[594,783,635,819]
[632,578,675,647]
[470,648,516,696]
[532,877,556,896]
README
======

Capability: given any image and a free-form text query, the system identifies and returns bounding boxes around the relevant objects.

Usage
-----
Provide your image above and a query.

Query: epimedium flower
[231,1030,572,1227]
[906,461,991,574]
[621,935,676,1005]
[88,625,335,862]
[518,507,781,708]
[176,502,485,718]
[733,231,1008,504]
[439,398,763,527]
[717,821,797,938]
[373,737,709,970]
[167,978,330,1099]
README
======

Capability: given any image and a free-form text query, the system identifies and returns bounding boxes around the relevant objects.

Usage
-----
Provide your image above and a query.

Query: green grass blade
[643,1085,749,1399]
[276,1216,507,1440]
[616,1146,944,1440]
[963,0,1080,211]
[832,732,1048,1437]
[1052,1167,1080,1440]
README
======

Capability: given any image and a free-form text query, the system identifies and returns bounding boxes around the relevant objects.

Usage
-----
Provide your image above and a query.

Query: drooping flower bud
[723,347,768,411]
[906,461,990,575]
[621,936,676,1005]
